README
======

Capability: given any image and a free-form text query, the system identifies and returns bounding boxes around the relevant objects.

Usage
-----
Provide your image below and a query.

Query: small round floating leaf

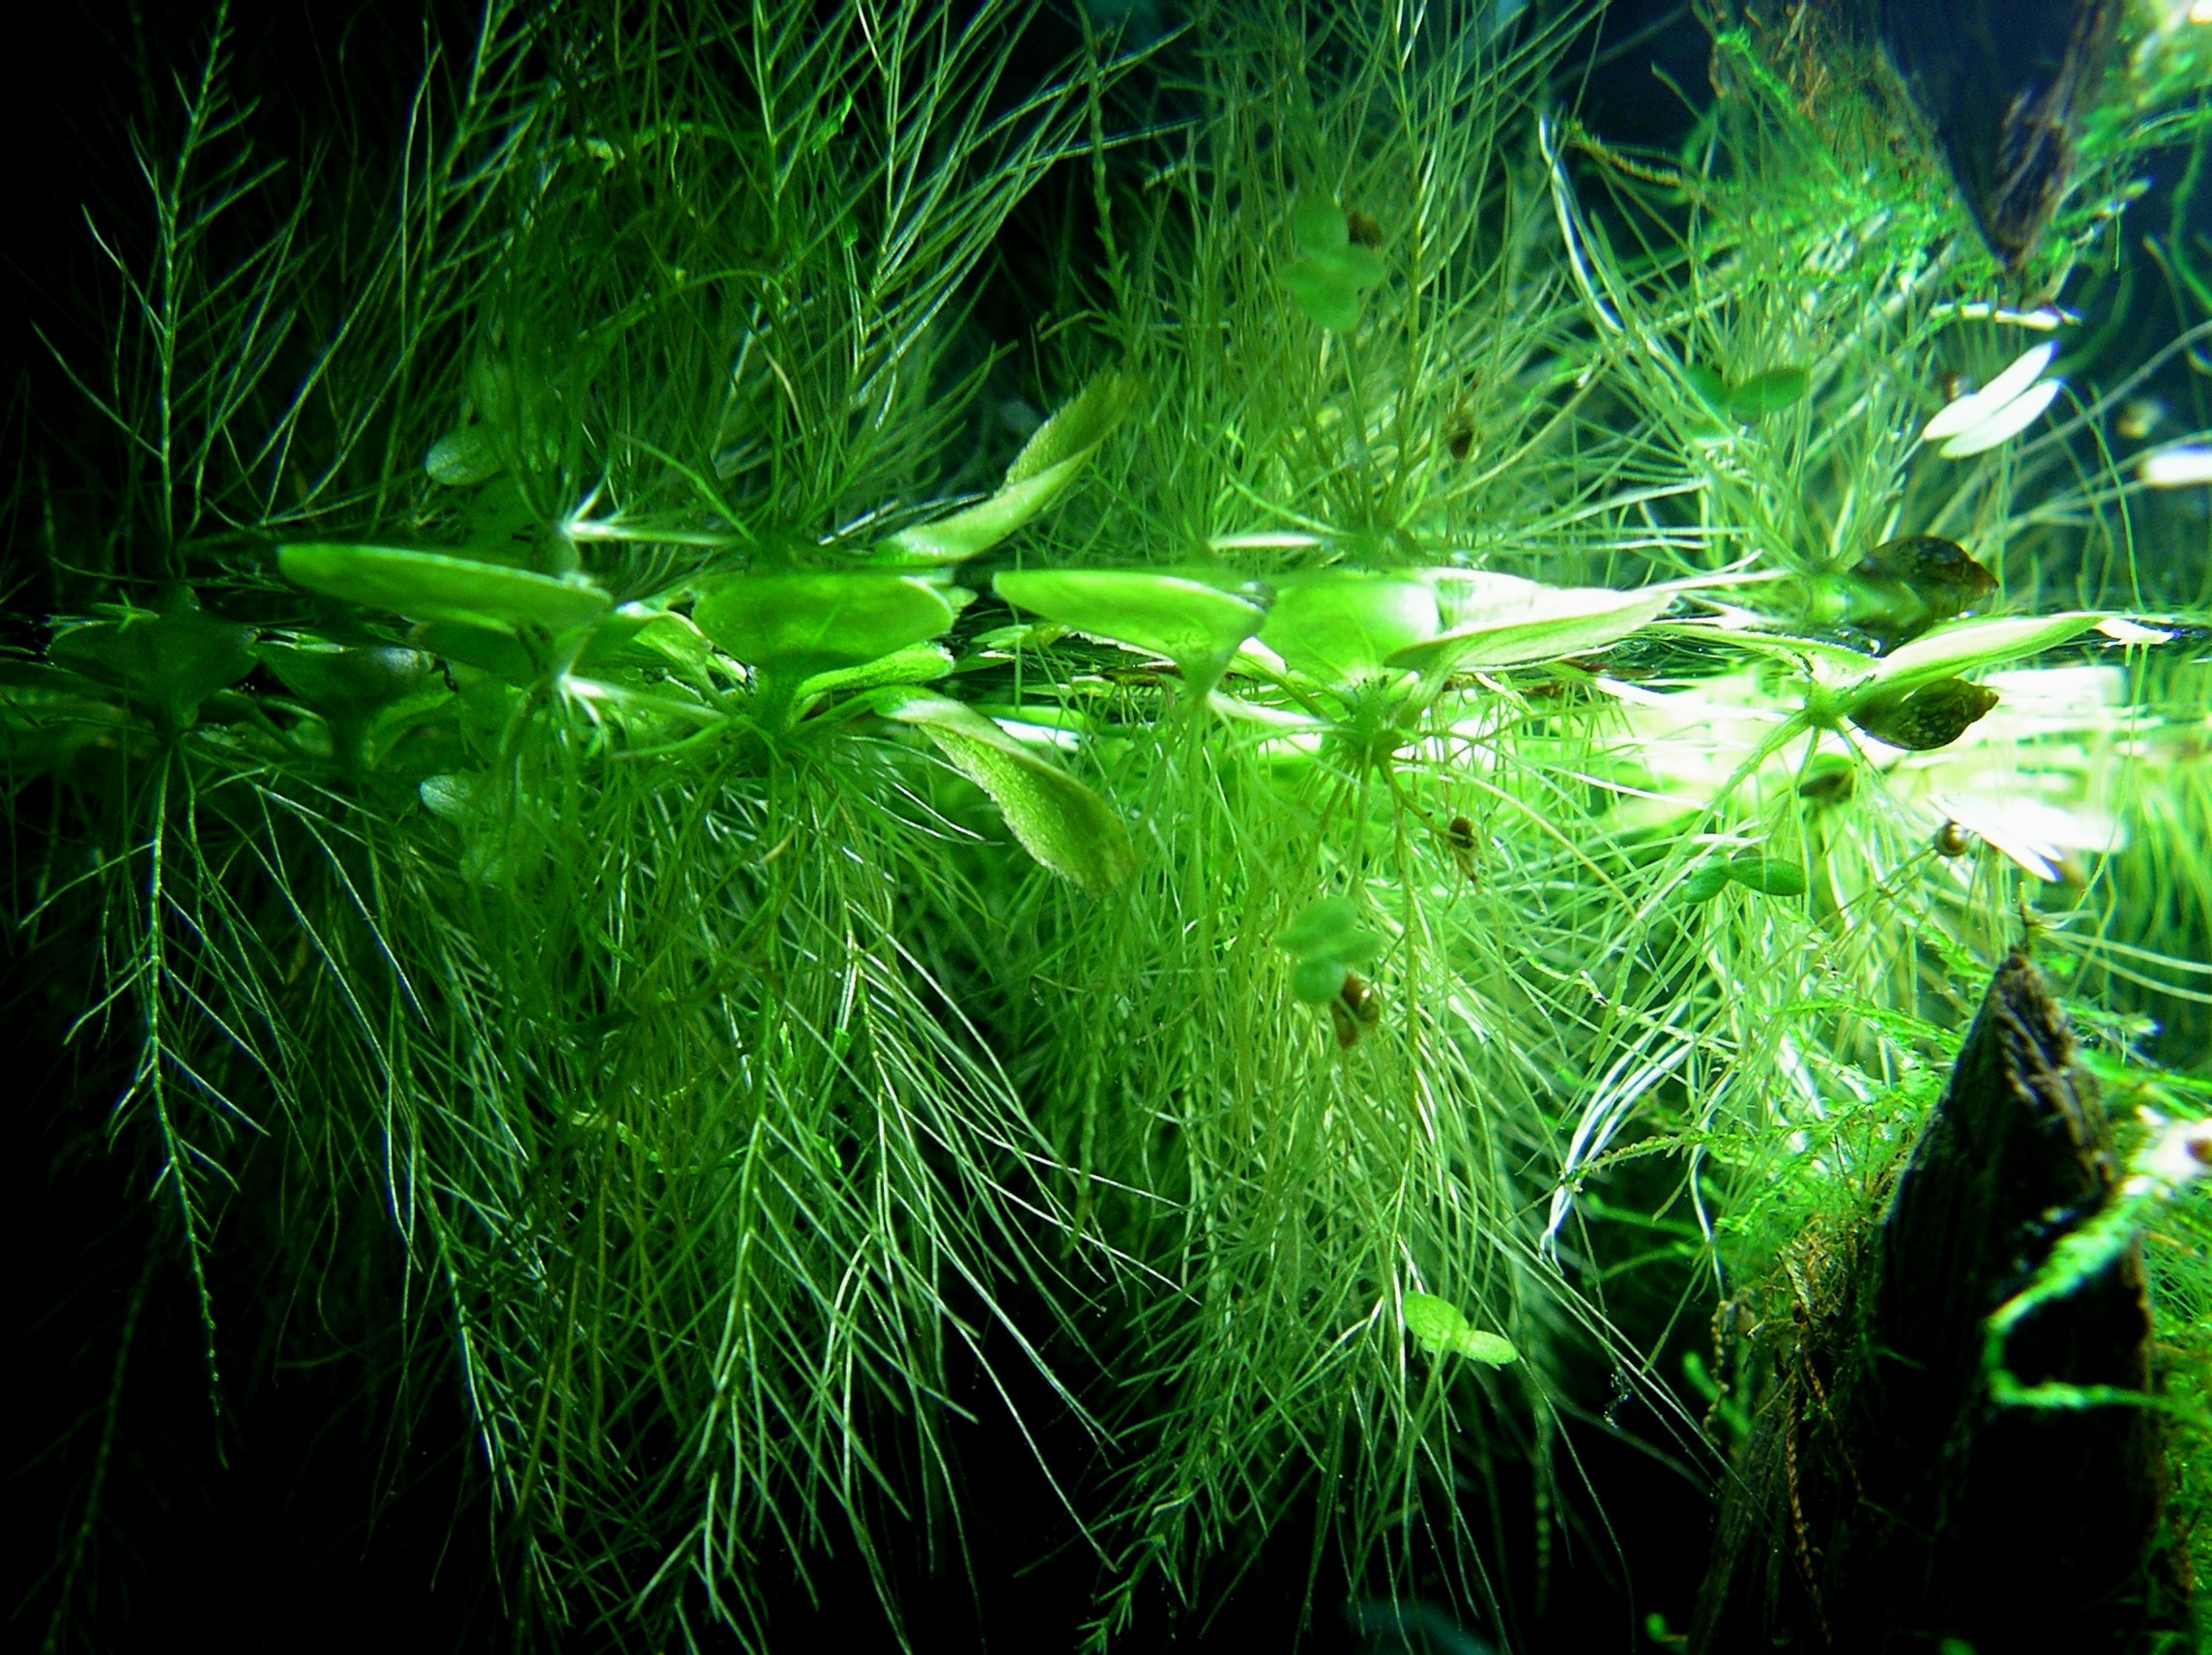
[1328,927,1386,970]
[693,572,954,673]
[1403,1292,1520,1365]
[1277,260,1362,332]
[1850,679,2000,751]
[994,569,1266,679]
[1725,366,1811,419]
[1457,1329,1520,1366]
[1680,862,1732,903]
[1682,363,1730,410]
[278,543,610,635]
[1725,854,1808,897]
[1307,245,1385,289]
[1277,895,1364,958]
[1291,193,1350,253]
[424,426,503,486]
[1291,955,1350,1004]
[418,770,481,824]
[1260,572,1439,687]
[1401,1291,1469,1350]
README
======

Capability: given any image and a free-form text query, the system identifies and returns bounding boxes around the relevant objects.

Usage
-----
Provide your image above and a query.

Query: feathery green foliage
[10,0,2210,1648]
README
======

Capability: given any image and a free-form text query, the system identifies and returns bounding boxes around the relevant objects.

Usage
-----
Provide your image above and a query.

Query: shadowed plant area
[4,1,2209,1651]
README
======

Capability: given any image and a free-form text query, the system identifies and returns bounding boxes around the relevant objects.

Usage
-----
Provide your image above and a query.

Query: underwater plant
[7,0,2208,1650]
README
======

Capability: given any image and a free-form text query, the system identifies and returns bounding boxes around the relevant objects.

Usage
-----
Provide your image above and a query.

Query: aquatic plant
[9,0,2208,1648]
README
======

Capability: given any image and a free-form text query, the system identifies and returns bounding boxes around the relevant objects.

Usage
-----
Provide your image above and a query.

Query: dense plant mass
[7,1,2209,1649]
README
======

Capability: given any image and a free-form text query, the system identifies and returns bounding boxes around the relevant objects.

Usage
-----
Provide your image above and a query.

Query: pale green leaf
[993,569,1266,681]
[1403,1292,1521,1365]
[870,689,1134,893]
[693,572,954,673]
[1457,1328,1521,1366]
[424,426,503,486]
[872,455,1087,566]
[1003,370,1140,488]
[1388,576,1671,675]
[1291,194,1349,253]
[278,543,610,635]
[1726,366,1810,419]
[1860,613,2100,698]
[1290,956,1349,1004]
[873,373,1136,566]
[1278,896,1364,957]
[795,642,955,700]
[1259,572,1439,687]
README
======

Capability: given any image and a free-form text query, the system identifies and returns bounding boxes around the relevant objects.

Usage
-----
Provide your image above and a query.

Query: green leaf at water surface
[993,569,1267,686]
[278,543,611,636]
[49,601,257,731]
[693,572,954,675]
[1387,575,1672,676]
[1401,1292,1519,1365]
[1260,572,1439,688]
[1857,613,2100,698]
[1725,365,1811,419]
[869,688,1133,893]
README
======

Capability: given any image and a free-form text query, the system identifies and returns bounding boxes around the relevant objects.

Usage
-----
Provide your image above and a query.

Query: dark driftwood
[1764,1,2119,269]
[1691,950,2185,1653]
